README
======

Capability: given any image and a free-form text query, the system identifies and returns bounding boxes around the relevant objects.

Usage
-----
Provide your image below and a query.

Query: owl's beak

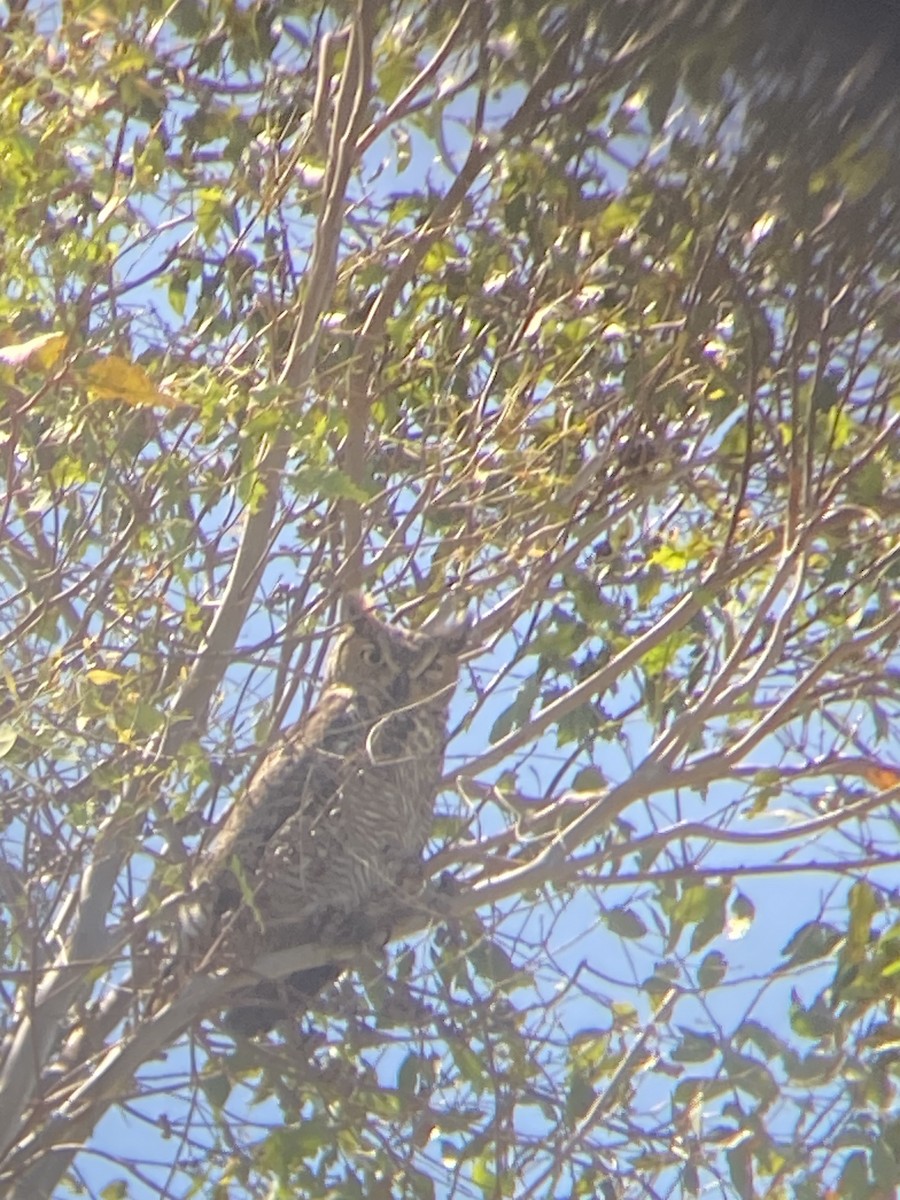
[389,673,410,703]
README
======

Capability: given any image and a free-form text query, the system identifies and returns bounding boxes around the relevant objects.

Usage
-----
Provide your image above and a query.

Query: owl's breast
[366,703,446,763]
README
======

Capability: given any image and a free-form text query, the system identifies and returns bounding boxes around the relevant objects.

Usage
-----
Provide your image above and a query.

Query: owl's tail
[222,964,342,1036]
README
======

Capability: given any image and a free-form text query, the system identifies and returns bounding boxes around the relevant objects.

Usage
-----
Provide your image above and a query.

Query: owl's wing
[195,687,362,898]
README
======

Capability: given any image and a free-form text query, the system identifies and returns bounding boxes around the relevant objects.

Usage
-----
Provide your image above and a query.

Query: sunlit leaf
[100,1182,128,1200]
[85,356,179,408]
[727,893,755,940]
[0,331,67,370]
[0,724,16,758]
[862,762,900,790]
[85,669,123,686]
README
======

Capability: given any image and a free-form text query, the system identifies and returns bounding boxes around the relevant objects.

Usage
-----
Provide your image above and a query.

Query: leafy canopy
[0,2,898,1199]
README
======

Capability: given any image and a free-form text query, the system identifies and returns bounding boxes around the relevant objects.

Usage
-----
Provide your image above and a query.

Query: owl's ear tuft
[436,615,471,655]
[342,590,376,625]
[421,597,471,654]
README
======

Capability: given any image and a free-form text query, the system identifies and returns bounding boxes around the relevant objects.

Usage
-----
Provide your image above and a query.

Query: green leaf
[781,921,842,966]
[847,880,878,951]
[691,913,725,952]
[449,1043,487,1087]
[671,1029,717,1063]
[291,465,374,503]
[789,993,835,1040]
[200,1072,231,1110]
[571,765,607,793]
[489,675,539,743]
[668,882,728,952]
[469,939,522,989]
[100,1183,128,1200]
[735,1020,784,1060]
[605,907,648,939]
[726,1142,754,1200]
[397,1052,424,1097]
[837,1150,870,1198]
[196,186,227,242]
[647,63,678,133]
[870,1138,899,1190]
[848,460,885,505]
[722,1049,778,1103]
[0,724,16,758]
[697,951,727,990]
[787,1052,841,1083]
[565,1070,596,1123]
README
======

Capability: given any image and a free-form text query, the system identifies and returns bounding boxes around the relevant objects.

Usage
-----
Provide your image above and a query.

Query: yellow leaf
[0,332,68,371]
[85,356,178,408]
[649,542,689,570]
[86,669,123,685]
[0,724,16,758]
[862,763,900,791]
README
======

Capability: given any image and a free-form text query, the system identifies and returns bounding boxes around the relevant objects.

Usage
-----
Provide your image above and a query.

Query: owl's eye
[423,655,453,684]
[358,641,382,666]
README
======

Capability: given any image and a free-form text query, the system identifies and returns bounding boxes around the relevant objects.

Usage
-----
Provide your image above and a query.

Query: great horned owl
[190,592,468,1035]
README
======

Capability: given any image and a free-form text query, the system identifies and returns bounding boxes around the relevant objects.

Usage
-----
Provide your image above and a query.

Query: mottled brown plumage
[189,593,467,1034]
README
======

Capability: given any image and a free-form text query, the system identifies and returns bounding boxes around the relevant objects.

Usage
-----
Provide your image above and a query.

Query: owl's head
[326,592,469,709]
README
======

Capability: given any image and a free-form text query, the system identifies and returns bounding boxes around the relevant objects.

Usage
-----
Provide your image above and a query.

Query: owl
[190,592,468,1035]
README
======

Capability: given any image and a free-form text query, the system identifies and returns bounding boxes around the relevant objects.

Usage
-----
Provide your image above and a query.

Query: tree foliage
[0,2,898,1198]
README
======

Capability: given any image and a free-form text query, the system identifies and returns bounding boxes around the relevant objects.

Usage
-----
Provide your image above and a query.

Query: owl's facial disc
[388,671,410,703]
